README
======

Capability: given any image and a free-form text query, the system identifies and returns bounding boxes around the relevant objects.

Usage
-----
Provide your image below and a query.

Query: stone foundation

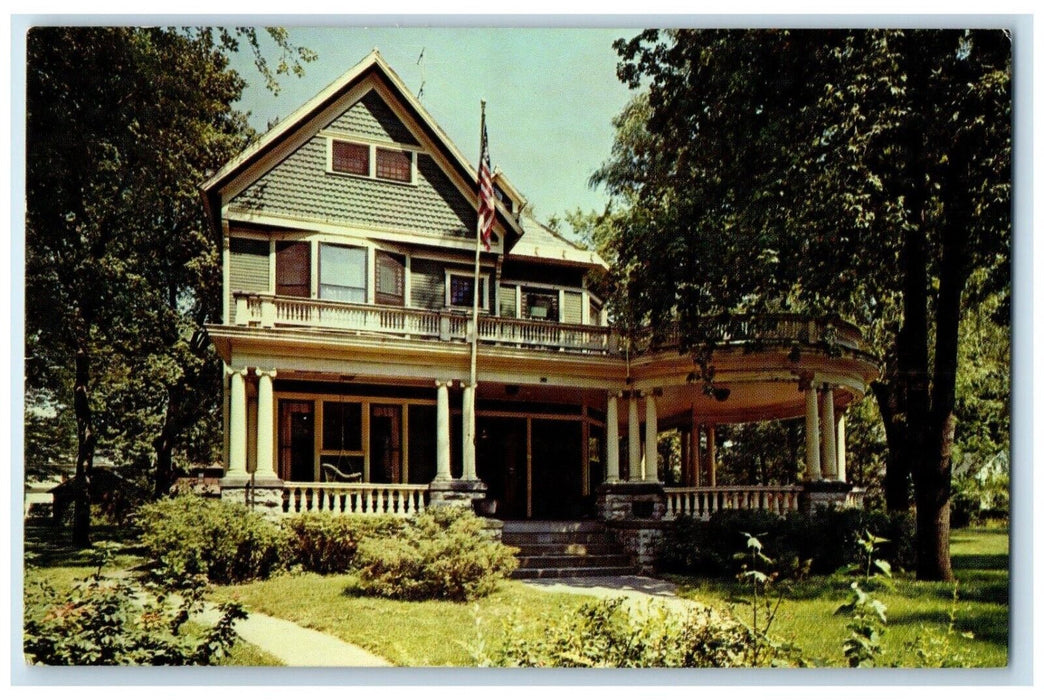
[219,477,285,519]
[428,478,488,510]
[596,482,668,575]
[800,480,855,514]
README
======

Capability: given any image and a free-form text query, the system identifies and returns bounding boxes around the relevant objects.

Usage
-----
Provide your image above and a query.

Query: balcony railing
[232,293,862,356]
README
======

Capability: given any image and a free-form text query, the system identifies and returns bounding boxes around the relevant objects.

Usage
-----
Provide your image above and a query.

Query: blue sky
[228,27,641,233]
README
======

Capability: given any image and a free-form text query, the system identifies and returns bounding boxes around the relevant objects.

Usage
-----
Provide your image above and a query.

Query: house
[200,51,878,570]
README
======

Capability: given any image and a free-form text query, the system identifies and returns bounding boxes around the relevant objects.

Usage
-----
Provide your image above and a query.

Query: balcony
[230,292,865,357]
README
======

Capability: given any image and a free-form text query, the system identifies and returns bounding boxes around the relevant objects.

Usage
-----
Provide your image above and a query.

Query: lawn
[667,525,1009,667]
[212,573,596,666]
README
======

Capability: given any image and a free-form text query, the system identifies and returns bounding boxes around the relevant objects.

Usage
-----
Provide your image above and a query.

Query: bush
[24,557,246,665]
[659,508,916,578]
[353,506,517,602]
[137,494,289,585]
[283,512,406,574]
[484,598,786,668]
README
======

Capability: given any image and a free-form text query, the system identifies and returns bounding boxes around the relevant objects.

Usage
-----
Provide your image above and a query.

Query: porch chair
[321,462,363,483]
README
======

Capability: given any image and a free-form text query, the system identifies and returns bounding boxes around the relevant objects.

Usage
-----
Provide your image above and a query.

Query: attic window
[332,141,369,176]
[329,138,415,184]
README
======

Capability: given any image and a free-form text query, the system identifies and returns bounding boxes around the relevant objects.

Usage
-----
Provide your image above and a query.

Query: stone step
[506,542,623,557]
[502,531,616,546]
[517,554,633,569]
[511,565,637,580]
[501,520,607,534]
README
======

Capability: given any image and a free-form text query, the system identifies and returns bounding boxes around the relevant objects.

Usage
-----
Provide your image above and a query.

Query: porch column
[707,424,717,487]
[837,413,847,483]
[462,383,477,481]
[435,380,452,481]
[628,392,641,481]
[643,392,659,482]
[821,385,838,480]
[226,367,248,479]
[605,392,620,482]
[804,382,823,480]
[254,369,279,481]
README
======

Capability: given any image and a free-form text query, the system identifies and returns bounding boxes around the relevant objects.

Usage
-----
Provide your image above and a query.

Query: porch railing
[232,293,863,357]
[281,482,429,517]
[662,485,804,521]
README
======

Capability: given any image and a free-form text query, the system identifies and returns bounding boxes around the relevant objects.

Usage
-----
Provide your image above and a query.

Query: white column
[226,368,248,479]
[462,383,477,481]
[707,424,717,487]
[804,383,822,480]
[605,392,620,482]
[435,380,452,481]
[822,385,837,480]
[628,392,641,482]
[254,369,279,481]
[837,413,847,483]
[644,392,659,482]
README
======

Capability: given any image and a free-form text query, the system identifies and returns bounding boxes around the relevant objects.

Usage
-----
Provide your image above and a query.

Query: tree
[25,27,315,544]
[597,29,1010,580]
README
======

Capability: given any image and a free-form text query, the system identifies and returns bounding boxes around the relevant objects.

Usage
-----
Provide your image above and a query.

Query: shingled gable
[200,49,525,251]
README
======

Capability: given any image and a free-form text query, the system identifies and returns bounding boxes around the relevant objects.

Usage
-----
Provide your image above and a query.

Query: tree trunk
[72,342,94,547]
[873,381,911,511]
[153,432,176,498]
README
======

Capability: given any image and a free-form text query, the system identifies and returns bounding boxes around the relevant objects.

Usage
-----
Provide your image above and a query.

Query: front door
[531,419,584,519]
[279,400,314,481]
[477,417,527,519]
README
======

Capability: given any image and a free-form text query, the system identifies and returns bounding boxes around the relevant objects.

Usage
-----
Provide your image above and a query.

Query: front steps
[502,520,636,579]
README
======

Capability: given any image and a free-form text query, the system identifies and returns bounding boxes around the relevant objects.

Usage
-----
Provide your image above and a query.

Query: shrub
[484,597,787,668]
[659,508,916,578]
[137,494,289,585]
[24,555,246,665]
[353,506,517,602]
[283,512,405,574]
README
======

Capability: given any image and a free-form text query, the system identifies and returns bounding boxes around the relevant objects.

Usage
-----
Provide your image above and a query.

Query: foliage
[950,451,1009,527]
[835,582,888,667]
[483,596,800,668]
[659,508,915,578]
[283,512,406,574]
[25,27,314,545]
[600,28,1011,580]
[137,494,289,585]
[24,545,247,665]
[904,582,975,667]
[353,507,517,602]
[732,532,794,666]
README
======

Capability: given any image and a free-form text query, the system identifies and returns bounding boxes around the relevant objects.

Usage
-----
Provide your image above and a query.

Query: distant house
[200,51,877,572]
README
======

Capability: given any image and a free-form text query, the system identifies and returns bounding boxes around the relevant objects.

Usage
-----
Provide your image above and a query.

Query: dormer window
[328,138,415,184]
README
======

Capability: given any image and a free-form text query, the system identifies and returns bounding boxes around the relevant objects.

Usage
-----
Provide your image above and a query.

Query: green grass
[667,525,1009,667]
[213,573,596,666]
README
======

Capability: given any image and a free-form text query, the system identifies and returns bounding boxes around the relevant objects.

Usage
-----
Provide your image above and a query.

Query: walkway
[518,574,701,614]
[196,604,391,667]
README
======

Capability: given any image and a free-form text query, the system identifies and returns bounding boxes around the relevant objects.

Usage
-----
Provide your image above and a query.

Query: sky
[227,27,641,233]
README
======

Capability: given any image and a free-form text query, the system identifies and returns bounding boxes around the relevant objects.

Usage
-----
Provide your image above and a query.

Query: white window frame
[445,271,490,311]
[318,242,369,303]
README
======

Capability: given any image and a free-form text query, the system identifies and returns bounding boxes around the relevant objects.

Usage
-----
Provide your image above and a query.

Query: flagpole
[463,101,486,483]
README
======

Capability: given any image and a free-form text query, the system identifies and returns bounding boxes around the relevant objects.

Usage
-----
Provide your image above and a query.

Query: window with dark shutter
[375,251,405,306]
[275,241,311,298]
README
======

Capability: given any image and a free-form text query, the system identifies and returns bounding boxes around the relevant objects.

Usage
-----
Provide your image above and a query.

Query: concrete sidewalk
[197,605,391,667]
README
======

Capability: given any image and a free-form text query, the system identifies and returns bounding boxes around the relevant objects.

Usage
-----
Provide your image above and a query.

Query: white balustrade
[281,482,429,517]
[662,486,804,521]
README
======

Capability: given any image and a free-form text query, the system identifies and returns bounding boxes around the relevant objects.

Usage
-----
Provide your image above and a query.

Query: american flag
[477,118,494,251]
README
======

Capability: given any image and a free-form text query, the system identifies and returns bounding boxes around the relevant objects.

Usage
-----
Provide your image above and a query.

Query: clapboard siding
[410,259,446,310]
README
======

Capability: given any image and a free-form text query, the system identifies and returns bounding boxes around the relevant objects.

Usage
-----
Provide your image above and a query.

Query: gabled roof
[201,49,525,249]
[509,213,608,270]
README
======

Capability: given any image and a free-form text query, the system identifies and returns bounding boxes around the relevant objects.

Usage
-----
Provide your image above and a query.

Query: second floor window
[320,243,367,303]
[449,274,487,309]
